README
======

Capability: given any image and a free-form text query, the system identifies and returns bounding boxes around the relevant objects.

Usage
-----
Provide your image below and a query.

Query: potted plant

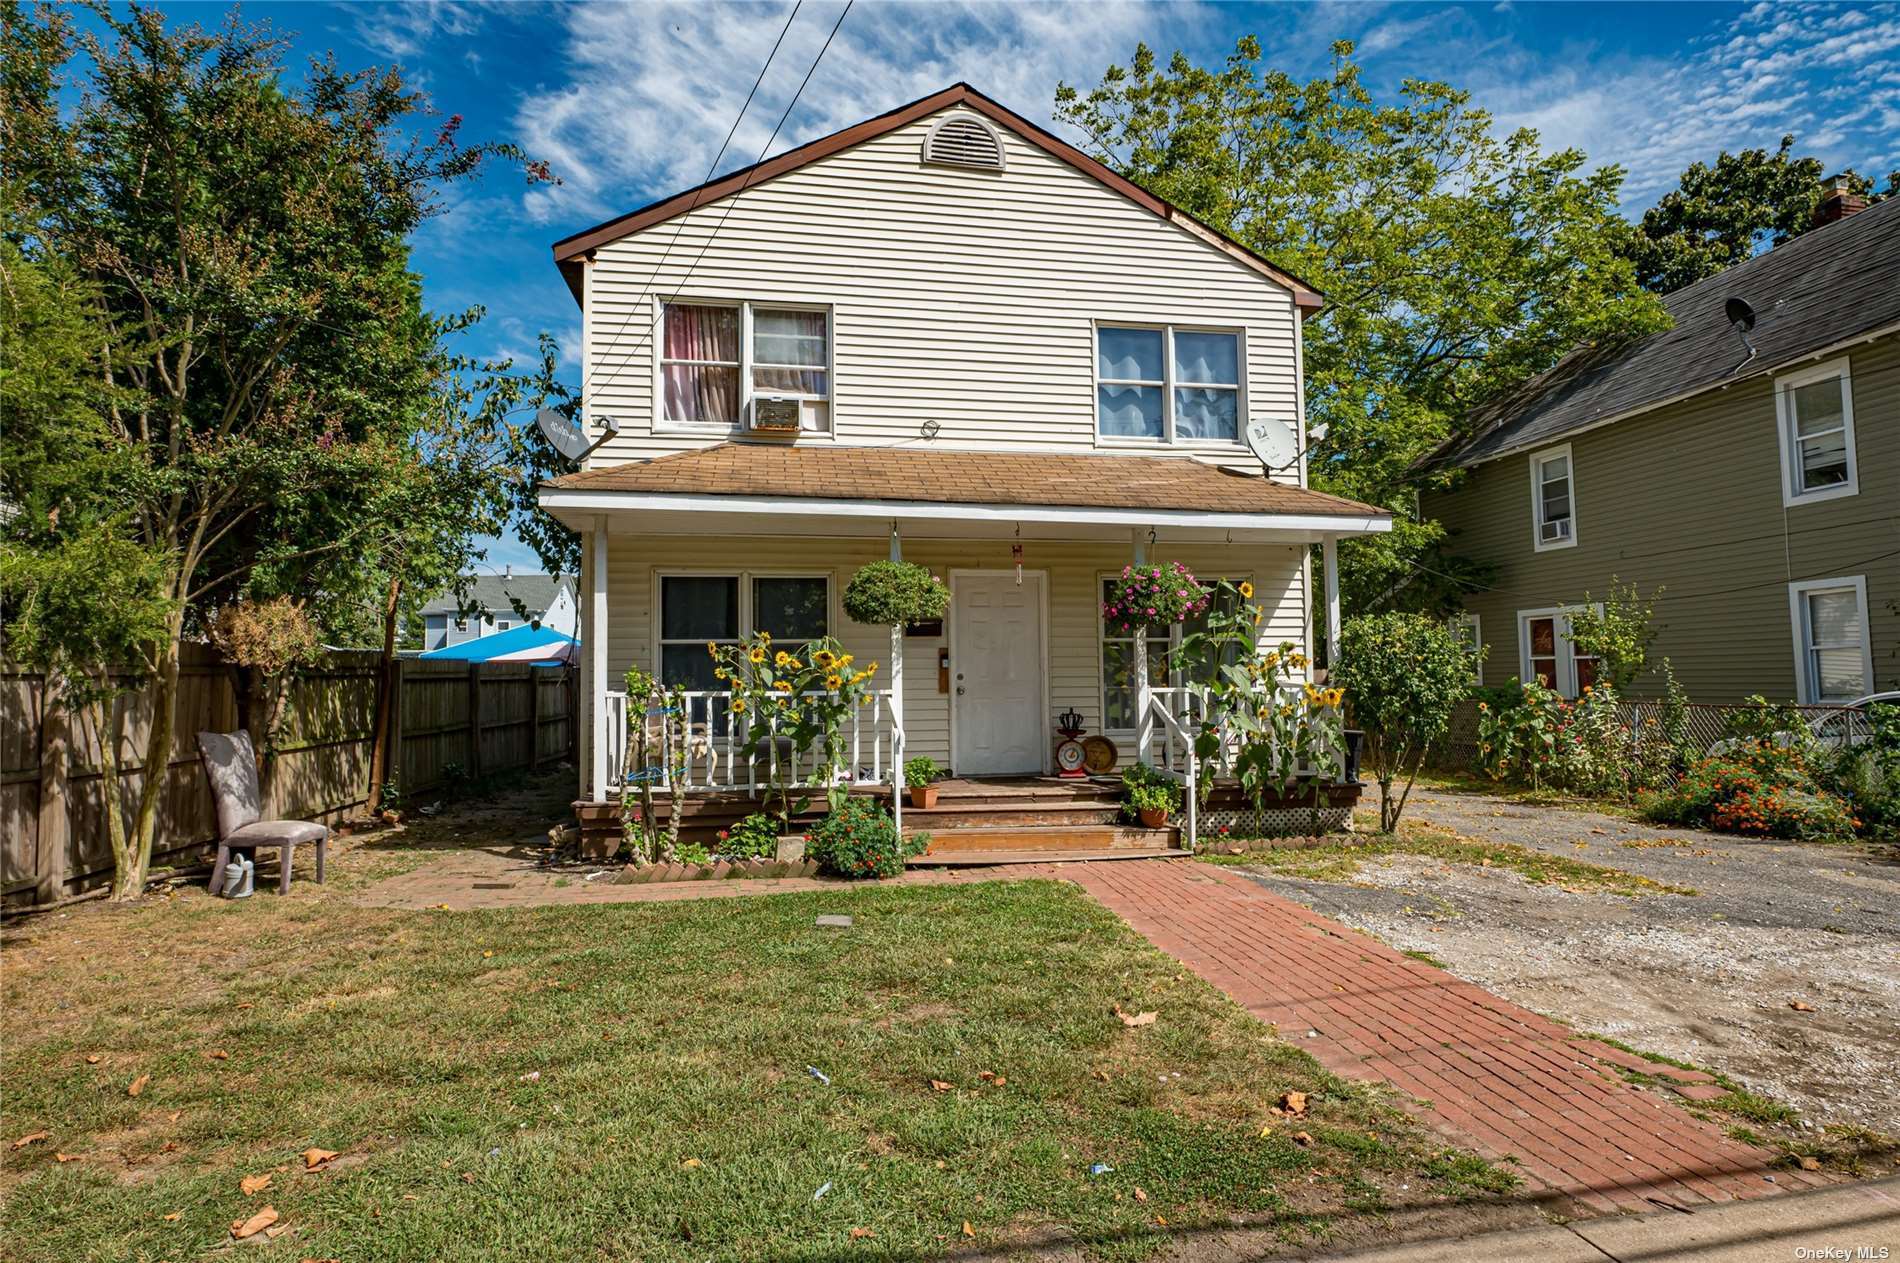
[1120,761,1182,828]
[904,755,943,809]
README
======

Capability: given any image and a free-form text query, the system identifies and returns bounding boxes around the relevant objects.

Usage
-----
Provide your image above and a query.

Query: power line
[578,0,806,402]
[588,0,855,397]
[1397,546,1900,610]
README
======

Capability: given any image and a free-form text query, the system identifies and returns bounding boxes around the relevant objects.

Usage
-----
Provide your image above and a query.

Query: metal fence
[1432,697,1878,768]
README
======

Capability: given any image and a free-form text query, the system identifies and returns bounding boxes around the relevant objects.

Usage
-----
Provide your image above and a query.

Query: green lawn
[2,877,1513,1262]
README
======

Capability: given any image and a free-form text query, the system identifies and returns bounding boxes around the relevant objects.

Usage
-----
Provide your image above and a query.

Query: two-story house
[419,569,578,650]
[535,84,1391,830]
[1419,186,1897,706]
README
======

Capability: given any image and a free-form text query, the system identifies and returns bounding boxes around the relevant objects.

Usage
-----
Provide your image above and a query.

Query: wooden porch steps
[909,824,1176,856]
[907,848,1191,867]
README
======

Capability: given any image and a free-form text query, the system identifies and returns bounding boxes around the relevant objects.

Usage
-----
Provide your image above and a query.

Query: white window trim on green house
[1528,444,1576,552]
[1515,603,1601,698]
[1774,355,1858,507]
[1452,612,1483,686]
[1786,574,1873,704]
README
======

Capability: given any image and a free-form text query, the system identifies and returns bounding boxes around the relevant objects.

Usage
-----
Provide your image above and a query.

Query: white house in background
[536,83,1390,840]
[418,569,577,650]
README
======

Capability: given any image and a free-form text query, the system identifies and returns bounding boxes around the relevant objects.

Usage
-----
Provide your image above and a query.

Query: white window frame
[1787,575,1873,704]
[1529,444,1577,552]
[1093,322,1247,450]
[651,569,835,687]
[1516,604,1600,698]
[1453,613,1484,686]
[1775,355,1858,506]
[1096,572,1252,734]
[655,299,835,435]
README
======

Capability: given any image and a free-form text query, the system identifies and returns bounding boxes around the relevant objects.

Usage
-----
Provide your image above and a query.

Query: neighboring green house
[1419,185,1897,706]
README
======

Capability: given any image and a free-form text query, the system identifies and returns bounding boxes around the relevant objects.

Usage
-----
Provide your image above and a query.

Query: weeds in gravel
[1200,821,1696,898]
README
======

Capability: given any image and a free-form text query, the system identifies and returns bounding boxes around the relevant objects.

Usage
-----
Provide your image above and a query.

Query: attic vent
[921,115,1005,171]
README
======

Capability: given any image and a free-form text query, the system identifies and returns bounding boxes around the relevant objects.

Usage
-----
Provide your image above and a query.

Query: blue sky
[145,1,1900,574]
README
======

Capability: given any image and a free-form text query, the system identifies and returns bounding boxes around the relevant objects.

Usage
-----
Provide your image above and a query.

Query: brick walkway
[1062,858,1830,1218]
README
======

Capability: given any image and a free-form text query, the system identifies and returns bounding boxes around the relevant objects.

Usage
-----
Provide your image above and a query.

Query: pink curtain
[662,304,738,423]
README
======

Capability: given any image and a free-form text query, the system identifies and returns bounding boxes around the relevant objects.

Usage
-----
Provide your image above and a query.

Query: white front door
[952,572,1045,776]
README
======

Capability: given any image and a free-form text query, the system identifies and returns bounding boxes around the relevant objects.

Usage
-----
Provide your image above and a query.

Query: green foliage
[1333,613,1472,830]
[1102,561,1208,632]
[1621,136,1897,293]
[1567,580,1661,691]
[1721,694,1807,745]
[1056,39,1668,614]
[806,797,920,880]
[715,813,782,861]
[903,756,942,789]
[1812,703,1899,841]
[1640,748,1858,843]
[842,561,948,626]
[709,633,879,820]
[1477,679,1646,798]
[1120,762,1183,821]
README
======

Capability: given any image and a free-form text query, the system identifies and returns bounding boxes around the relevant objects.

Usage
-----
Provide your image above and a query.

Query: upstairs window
[661,301,830,430]
[1530,445,1576,551]
[1776,357,1857,504]
[1097,325,1242,445]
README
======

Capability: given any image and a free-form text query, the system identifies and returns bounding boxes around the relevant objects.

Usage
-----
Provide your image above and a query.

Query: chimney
[1813,174,1869,227]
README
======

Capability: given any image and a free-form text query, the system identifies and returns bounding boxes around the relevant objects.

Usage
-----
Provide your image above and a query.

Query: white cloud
[513,0,1195,226]
[351,0,486,62]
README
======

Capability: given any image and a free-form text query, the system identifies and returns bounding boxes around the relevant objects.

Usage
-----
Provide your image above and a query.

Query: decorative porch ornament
[1053,708,1088,778]
[1011,541,1024,585]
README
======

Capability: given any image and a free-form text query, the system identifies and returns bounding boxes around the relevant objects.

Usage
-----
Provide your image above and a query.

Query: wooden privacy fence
[1,647,575,908]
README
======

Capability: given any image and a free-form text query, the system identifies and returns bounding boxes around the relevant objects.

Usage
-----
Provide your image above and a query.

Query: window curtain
[662,304,739,423]
[753,310,828,396]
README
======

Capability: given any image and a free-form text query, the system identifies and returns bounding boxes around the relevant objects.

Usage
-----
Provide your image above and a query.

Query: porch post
[1132,527,1152,766]
[889,522,904,839]
[589,520,611,801]
[1321,535,1341,674]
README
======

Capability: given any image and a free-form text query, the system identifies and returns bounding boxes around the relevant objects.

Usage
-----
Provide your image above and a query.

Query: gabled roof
[546,443,1385,521]
[549,83,1323,314]
[418,573,574,618]
[1422,195,1900,471]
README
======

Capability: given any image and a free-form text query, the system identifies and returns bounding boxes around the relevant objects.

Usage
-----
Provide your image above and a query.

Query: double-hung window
[660,301,831,431]
[1788,576,1872,703]
[1776,357,1857,504]
[1452,613,1484,686]
[1099,576,1249,731]
[1530,445,1576,550]
[657,573,830,691]
[1096,325,1242,444]
[1518,605,1597,697]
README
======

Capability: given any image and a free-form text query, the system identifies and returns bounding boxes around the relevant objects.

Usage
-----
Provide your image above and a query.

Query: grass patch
[2,876,1514,1261]
[1401,950,1448,969]
[1200,821,1695,898]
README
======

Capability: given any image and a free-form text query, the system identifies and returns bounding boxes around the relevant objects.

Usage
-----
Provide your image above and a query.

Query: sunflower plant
[708,631,880,821]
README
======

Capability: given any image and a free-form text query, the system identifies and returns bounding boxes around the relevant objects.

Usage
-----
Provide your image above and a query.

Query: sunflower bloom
[730,697,748,714]
[825,674,842,689]
[749,647,766,664]
[1238,581,1254,599]
[775,650,791,667]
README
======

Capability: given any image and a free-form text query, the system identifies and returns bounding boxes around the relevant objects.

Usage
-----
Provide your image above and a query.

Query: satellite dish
[1245,417,1301,473]
[535,409,592,462]
[1725,297,1756,331]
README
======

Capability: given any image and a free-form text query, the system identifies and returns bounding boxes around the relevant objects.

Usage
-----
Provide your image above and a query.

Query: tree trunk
[117,628,180,900]
[366,574,403,815]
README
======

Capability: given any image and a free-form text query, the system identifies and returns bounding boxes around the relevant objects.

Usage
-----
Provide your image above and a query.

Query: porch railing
[604,689,902,794]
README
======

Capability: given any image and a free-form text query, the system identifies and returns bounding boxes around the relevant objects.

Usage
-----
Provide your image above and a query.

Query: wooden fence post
[532,671,545,772]
[467,662,485,780]
[36,693,70,906]
[386,656,406,805]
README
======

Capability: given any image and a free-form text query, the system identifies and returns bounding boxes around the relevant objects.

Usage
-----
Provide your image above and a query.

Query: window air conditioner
[1540,518,1571,543]
[748,394,803,433]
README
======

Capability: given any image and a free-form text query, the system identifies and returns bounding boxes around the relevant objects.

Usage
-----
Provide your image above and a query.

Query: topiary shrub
[806,796,926,879]
[843,561,948,626]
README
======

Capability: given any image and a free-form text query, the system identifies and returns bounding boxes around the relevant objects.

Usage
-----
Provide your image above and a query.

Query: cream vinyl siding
[591,534,1308,771]
[1424,335,1900,704]
[580,107,1302,472]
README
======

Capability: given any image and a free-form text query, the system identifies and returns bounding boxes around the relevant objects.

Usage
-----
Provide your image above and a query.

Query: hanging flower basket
[843,561,949,626]
[1102,561,1208,634]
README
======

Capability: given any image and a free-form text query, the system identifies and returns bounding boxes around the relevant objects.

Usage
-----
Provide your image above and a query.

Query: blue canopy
[419,623,578,665]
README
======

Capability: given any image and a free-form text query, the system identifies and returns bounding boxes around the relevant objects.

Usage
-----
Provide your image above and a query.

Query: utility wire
[587,0,854,398]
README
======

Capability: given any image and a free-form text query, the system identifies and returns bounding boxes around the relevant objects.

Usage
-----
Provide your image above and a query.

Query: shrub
[807,796,923,879]
[1333,613,1472,831]
[1478,679,1636,798]
[1640,750,1859,842]
[1566,580,1661,691]
[903,756,941,789]
[843,561,949,626]
[1102,561,1207,633]
[716,812,781,860]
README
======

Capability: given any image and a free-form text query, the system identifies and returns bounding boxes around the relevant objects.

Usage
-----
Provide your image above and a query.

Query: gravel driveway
[1227,789,1900,1137]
